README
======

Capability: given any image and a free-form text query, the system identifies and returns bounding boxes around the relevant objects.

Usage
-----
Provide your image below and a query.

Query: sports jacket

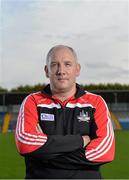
[15,84,115,179]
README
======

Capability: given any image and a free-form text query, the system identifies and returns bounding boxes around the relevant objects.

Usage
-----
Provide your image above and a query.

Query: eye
[50,62,57,67]
[65,62,72,67]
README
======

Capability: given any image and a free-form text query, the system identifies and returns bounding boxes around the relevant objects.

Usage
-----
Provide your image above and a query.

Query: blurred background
[0,0,129,179]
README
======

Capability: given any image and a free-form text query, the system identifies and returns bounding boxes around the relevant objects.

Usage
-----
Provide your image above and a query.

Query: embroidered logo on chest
[77,110,90,122]
[41,113,55,121]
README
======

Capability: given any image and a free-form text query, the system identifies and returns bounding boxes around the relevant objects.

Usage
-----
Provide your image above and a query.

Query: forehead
[50,47,76,62]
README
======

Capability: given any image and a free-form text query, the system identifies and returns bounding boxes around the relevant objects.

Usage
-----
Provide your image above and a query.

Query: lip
[58,78,68,81]
[58,79,66,82]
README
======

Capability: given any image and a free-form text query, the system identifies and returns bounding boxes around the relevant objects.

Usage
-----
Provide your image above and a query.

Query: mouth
[57,78,68,81]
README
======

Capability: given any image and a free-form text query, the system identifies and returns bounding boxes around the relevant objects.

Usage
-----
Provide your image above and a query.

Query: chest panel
[37,106,95,136]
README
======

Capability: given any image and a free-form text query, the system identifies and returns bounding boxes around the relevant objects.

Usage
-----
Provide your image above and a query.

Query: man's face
[45,47,80,93]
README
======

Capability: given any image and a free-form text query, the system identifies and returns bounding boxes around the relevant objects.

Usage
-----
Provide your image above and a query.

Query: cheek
[69,69,78,77]
[48,68,56,76]
[76,71,80,77]
[50,68,58,75]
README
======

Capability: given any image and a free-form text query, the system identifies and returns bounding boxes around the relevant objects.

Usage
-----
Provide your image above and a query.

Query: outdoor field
[0,130,129,179]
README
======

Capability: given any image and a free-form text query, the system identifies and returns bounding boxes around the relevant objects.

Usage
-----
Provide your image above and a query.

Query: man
[15,45,115,179]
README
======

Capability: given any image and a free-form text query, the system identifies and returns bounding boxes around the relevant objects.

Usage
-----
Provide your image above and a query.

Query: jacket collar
[42,83,86,99]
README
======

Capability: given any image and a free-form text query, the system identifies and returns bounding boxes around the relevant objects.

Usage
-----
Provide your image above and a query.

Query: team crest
[77,110,90,122]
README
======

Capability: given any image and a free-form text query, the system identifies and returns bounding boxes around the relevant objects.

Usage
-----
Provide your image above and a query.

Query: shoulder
[81,91,107,107]
[83,91,103,101]
[22,91,47,106]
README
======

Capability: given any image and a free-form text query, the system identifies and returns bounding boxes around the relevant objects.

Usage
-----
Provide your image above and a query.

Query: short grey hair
[46,45,78,65]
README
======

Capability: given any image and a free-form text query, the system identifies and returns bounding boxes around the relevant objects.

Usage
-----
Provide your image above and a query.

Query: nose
[57,64,65,75]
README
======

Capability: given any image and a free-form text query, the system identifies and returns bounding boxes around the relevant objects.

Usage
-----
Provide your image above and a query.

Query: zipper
[62,106,66,134]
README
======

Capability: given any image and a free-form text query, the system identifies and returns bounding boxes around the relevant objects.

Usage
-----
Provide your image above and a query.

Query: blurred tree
[0,87,8,92]
[10,83,46,92]
[80,83,129,91]
[0,83,129,93]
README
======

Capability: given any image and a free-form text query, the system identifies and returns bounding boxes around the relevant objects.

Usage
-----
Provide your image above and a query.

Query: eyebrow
[50,59,73,63]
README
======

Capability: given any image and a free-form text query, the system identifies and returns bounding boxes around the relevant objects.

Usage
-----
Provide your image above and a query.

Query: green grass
[101,130,129,179]
[0,133,25,179]
[0,130,129,179]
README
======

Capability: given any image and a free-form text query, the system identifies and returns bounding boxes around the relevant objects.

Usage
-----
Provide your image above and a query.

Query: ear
[76,63,81,77]
[44,65,49,78]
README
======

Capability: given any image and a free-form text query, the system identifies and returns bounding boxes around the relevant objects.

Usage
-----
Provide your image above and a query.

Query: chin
[57,85,68,90]
[56,83,69,90]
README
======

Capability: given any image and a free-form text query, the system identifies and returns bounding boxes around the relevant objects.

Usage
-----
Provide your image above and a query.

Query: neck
[51,85,76,102]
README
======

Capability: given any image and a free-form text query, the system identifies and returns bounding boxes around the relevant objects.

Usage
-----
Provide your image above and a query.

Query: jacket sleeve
[47,96,115,169]
[15,94,83,159]
[85,96,115,163]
